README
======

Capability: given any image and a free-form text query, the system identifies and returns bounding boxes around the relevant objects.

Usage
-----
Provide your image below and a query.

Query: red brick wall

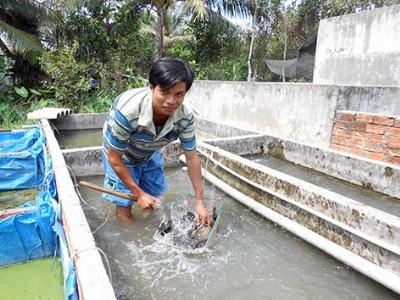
[330,111,400,165]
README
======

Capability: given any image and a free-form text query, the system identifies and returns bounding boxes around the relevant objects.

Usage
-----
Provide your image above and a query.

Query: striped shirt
[103,88,196,166]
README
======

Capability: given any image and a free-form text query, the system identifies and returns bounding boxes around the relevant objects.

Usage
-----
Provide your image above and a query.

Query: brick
[351,148,368,157]
[331,135,350,146]
[386,156,400,165]
[366,124,385,135]
[350,122,367,132]
[394,118,400,128]
[332,127,349,135]
[350,135,367,149]
[386,127,400,137]
[356,113,374,123]
[334,120,351,130]
[367,151,385,161]
[388,139,400,148]
[352,131,370,140]
[335,111,356,121]
[331,143,351,153]
[373,115,395,126]
[386,134,400,147]
[388,147,400,156]
[365,140,386,152]
[368,133,386,142]
[332,128,351,139]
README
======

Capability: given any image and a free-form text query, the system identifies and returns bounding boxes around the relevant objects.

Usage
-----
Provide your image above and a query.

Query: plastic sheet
[0,191,55,266]
[0,126,78,299]
[0,128,45,191]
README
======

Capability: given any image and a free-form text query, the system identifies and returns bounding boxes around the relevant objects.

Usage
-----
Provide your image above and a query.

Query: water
[56,129,103,149]
[245,155,400,216]
[77,168,398,300]
[0,257,64,300]
[0,188,39,210]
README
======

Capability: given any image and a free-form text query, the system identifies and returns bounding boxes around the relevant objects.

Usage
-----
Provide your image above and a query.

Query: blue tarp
[0,128,45,191]
[0,127,78,300]
[0,191,56,266]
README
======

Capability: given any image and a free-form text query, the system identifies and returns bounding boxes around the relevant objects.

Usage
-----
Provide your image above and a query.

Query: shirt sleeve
[104,109,133,152]
[178,114,197,151]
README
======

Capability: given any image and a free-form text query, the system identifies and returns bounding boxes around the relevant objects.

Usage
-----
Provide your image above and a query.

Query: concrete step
[247,154,400,217]
[197,142,400,280]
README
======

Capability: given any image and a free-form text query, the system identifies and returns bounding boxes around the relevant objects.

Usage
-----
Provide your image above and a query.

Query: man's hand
[195,200,214,226]
[136,191,161,210]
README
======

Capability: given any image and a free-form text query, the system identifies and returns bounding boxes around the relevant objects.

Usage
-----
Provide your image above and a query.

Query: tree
[247,0,259,81]
[0,0,62,85]
[137,0,250,60]
[139,2,193,50]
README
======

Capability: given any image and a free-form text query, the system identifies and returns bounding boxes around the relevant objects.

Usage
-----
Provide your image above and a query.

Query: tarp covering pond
[0,127,79,300]
[0,128,45,190]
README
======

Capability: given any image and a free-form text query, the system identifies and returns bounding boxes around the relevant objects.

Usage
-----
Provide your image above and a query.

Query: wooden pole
[79,181,137,201]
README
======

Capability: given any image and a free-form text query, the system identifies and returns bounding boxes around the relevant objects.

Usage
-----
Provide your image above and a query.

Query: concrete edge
[198,142,400,248]
[41,119,116,300]
[205,133,400,198]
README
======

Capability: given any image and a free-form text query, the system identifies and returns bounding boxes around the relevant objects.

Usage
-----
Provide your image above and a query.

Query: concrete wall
[187,81,338,147]
[314,5,400,86]
[336,86,400,114]
[53,82,400,149]
[186,81,400,147]
[53,113,107,130]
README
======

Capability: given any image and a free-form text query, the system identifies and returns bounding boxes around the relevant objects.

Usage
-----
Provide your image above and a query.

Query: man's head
[149,57,194,92]
[149,57,195,118]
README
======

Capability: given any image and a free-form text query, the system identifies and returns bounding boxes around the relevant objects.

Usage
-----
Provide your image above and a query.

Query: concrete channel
[42,111,400,298]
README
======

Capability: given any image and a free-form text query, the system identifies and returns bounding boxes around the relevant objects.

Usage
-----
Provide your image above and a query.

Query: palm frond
[0,20,42,56]
[207,9,239,29]
[183,0,208,20]
[2,0,63,25]
[53,0,81,14]
[139,22,157,36]
[206,0,251,18]
[164,34,194,47]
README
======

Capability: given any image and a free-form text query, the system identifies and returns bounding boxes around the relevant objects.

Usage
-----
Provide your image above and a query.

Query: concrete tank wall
[336,86,400,114]
[186,81,400,147]
[314,5,400,86]
[187,81,338,147]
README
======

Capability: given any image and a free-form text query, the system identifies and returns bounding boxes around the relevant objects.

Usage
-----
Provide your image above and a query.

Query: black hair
[149,57,195,91]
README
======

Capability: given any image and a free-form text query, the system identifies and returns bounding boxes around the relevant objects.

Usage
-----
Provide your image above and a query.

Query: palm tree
[0,0,62,84]
[137,0,250,60]
[139,2,194,51]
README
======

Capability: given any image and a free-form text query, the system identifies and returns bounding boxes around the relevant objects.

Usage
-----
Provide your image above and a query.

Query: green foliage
[187,17,248,80]
[109,11,154,76]
[196,58,247,81]
[3,0,400,128]
[40,44,94,111]
[0,56,13,85]
[0,56,50,128]
[14,86,29,98]
[64,12,112,63]
[165,42,196,63]
[0,57,23,128]
[39,42,146,113]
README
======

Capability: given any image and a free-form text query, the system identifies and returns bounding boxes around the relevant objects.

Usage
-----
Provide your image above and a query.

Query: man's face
[150,81,187,117]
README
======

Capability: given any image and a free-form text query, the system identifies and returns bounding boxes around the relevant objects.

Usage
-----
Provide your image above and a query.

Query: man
[102,57,213,225]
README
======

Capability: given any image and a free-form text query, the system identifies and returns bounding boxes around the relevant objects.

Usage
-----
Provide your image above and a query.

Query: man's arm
[184,149,213,226]
[108,149,159,209]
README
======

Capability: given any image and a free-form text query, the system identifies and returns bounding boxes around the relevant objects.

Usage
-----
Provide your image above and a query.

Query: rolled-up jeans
[102,151,168,207]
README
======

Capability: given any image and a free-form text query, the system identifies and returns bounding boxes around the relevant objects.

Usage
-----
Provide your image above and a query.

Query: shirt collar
[137,91,154,131]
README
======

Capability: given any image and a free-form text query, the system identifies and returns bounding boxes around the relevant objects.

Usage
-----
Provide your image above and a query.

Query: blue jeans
[102,151,168,207]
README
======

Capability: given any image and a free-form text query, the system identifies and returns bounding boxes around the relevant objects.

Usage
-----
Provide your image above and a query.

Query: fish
[158,205,173,235]
[157,206,219,249]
